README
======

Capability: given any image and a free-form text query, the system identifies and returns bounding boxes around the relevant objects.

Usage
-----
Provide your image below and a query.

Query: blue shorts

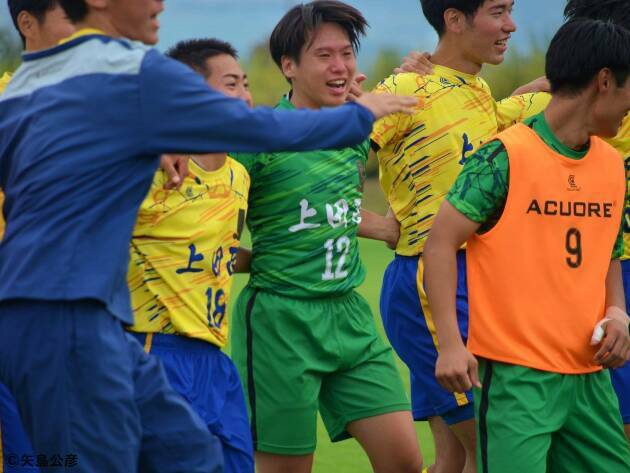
[380,252,473,424]
[0,384,38,472]
[0,299,222,473]
[131,333,254,473]
[613,260,630,424]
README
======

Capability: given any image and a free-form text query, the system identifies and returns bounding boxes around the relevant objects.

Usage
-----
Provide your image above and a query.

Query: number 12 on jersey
[322,236,350,280]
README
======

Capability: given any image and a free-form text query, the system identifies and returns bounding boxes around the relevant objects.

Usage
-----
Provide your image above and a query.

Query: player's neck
[74,13,123,40]
[289,90,323,110]
[192,153,227,172]
[431,40,482,76]
[543,97,593,151]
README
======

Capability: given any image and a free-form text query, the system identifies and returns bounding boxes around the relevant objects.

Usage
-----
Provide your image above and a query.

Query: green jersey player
[230,2,423,473]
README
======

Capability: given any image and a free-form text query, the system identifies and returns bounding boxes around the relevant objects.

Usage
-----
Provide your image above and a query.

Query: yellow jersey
[608,115,630,259]
[128,158,249,348]
[495,92,552,128]
[0,72,10,239]
[371,66,546,255]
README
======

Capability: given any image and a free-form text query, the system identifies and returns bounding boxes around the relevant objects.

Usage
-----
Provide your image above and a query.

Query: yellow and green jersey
[233,96,369,298]
[0,72,10,239]
[610,115,630,259]
[128,158,249,348]
[371,66,546,256]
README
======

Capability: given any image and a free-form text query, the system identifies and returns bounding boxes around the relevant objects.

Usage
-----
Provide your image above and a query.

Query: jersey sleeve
[138,51,375,155]
[446,140,509,230]
[231,152,258,174]
[370,74,415,150]
[495,92,551,131]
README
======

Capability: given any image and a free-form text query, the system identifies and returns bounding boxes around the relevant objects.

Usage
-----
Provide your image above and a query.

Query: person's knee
[255,452,313,473]
[386,445,424,473]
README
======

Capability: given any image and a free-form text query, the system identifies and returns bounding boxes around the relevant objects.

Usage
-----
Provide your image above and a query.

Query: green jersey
[233,97,369,298]
[448,112,625,258]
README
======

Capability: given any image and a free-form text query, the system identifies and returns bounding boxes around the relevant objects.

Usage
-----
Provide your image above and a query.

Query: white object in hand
[590,317,611,345]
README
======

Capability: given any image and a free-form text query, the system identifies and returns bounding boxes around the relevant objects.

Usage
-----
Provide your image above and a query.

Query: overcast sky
[0,0,566,65]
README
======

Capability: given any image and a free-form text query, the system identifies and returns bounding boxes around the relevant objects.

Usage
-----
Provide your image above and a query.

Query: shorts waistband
[248,285,356,302]
[394,249,466,260]
[129,332,220,354]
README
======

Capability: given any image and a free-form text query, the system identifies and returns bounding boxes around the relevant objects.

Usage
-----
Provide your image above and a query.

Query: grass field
[229,179,436,472]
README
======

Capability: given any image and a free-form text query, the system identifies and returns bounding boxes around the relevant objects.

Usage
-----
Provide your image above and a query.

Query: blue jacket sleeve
[138,51,375,155]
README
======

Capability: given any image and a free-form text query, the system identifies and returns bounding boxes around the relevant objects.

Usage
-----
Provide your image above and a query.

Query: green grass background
[229,179,435,472]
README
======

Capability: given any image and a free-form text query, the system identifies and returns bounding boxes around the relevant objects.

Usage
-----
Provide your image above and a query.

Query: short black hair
[269,0,367,72]
[546,18,630,95]
[564,0,630,32]
[166,38,238,78]
[419,0,486,36]
[9,0,59,42]
[57,0,86,23]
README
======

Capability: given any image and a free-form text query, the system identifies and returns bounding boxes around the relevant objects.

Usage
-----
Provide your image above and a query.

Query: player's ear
[281,55,296,82]
[443,8,466,35]
[85,0,108,11]
[17,11,35,41]
[596,68,614,93]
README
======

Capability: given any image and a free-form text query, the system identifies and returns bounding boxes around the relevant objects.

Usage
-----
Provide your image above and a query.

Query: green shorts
[474,359,630,473]
[230,285,410,455]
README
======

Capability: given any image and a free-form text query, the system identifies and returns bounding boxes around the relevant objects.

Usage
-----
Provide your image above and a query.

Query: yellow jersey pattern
[128,158,249,348]
[609,115,630,260]
[372,66,544,256]
[495,92,551,129]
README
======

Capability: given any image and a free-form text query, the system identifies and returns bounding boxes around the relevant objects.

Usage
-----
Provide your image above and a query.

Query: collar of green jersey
[526,112,588,160]
[277,94,296,110]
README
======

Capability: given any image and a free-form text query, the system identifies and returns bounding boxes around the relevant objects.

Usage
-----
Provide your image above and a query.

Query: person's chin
[486,53,506,66]
[322,94,348,108]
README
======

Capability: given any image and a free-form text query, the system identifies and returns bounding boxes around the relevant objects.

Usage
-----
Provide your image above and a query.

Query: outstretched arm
[141,51,416,156]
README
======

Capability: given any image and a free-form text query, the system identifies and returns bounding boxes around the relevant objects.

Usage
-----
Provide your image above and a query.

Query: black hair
[419,0,486,36]
[269,0,367,73]
[546,18,630,95]
[166,38,238,78]
[564,0,630,32]
[57,0,87,23]
[8,0,59,42]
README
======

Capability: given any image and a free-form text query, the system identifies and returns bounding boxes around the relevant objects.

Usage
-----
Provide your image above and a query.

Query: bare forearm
[358,209,399,246]
[423,239,464,349]
[606,259,626,311]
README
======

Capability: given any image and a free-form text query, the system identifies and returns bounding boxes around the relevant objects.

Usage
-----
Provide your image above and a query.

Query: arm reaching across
[352,92,417,118]
[141,52,417,156]
[393,51,433,75]
[423,201,482,393]
[357,209,399,249]
[510,76,551,96]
